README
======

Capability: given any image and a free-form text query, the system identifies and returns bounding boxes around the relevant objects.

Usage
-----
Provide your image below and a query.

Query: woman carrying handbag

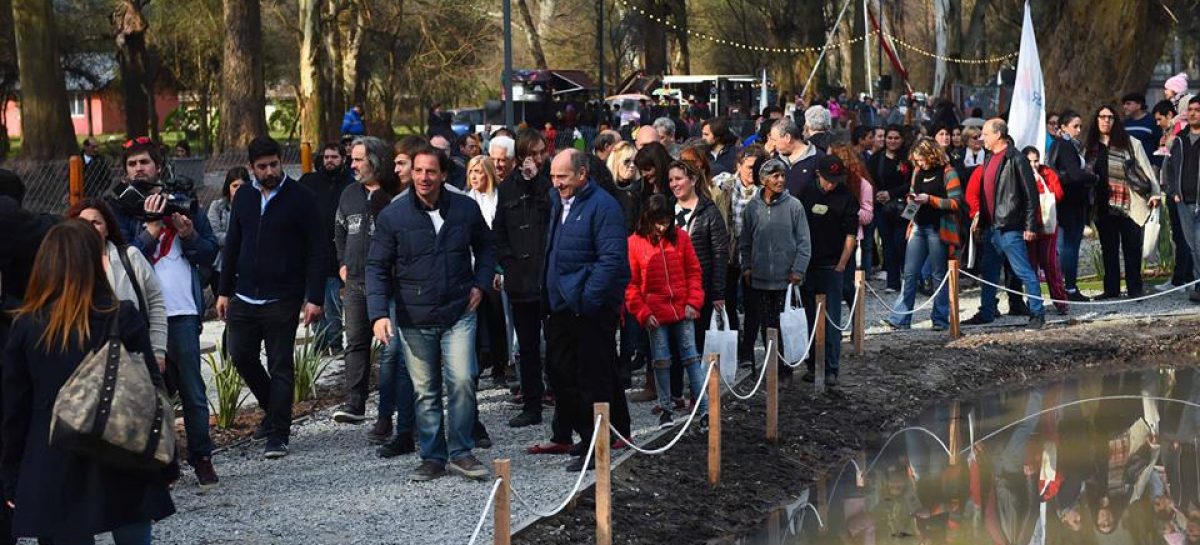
[2,220,175,545]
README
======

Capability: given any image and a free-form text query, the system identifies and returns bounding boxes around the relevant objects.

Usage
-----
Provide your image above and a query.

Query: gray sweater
[738,190,812,290]
[105,241,168,359]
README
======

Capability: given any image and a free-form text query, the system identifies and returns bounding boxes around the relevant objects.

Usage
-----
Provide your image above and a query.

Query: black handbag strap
[115,244,149,324]
[92,311,123,435]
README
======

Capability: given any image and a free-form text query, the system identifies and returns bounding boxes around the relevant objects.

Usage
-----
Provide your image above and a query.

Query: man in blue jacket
[108,137,220,490]
[543,148,632,472]
[341,105,365,136]
[367,145,496,482]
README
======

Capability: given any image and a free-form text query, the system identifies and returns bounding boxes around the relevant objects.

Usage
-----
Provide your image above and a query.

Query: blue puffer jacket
[544,180,630,316]
[109,198,219,318]
[366,187,496,328]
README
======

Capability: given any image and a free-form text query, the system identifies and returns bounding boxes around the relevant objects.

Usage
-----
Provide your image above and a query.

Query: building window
[69,93,85,117]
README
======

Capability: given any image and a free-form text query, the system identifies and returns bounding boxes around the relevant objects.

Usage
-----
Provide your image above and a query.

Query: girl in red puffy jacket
[625,195,708,429]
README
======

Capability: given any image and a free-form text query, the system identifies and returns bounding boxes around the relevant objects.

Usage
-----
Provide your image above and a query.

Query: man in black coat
[298,143,354,354]
[217,136,326,459]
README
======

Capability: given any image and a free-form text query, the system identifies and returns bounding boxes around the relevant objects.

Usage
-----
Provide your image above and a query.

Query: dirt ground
[513,316,1200,545]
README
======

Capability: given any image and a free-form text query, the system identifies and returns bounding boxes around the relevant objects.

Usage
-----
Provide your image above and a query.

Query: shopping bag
[779,286,809,363]
[703,307,738,385]
[1142,208,1160,261]
[1037,178,1058,235]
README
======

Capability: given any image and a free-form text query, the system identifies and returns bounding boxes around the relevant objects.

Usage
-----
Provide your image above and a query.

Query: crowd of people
[0,68,1196,542]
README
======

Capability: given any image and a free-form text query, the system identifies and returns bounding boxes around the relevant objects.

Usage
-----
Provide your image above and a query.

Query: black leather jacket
[981,146,1039,232]
[494,170,552,302]
[684,197,729,303]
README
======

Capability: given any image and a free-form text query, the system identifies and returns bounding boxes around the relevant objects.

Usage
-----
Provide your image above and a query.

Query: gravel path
[149,269,1197,545]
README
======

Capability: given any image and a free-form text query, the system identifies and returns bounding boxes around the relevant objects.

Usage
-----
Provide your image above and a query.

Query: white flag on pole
[1007,1,1046,157]
[759,68,769,114]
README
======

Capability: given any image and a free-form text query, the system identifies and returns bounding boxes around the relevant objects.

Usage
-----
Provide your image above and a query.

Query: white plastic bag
[1142,208,1160,261]
[703,307,738,385]
[780,286,809,363]
[1037,178,1058,235]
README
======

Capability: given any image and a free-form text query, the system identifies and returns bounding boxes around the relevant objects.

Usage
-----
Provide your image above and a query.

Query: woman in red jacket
[626,194,708,429]
[1024,146,1070,314]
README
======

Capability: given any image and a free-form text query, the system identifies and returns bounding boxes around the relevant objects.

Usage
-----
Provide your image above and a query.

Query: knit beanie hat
[804,105,831,131]
[1165,72,1189,95]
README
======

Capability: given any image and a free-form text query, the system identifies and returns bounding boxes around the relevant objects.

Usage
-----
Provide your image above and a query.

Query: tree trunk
[323,0,344,130]
[515,0,549,70]
[112,0,151,139]
[850,0,867,93]
[667,0,689,75]
[340,3,365,109]
[1039,0,1175,114]
[217,0,267,151]
[962,0,992,84]
[941,0,963,98]
[641,0,668,76]
[298,0,328,146]
[12,0,76,159]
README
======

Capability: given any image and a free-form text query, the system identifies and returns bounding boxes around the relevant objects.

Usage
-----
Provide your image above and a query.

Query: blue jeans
[398,312,478,464]
[60,521,151,545]
[166,315,212,463]
[801,267,844,376]
[648,320,706,415]
[889,226,949,328]
[1057,209,1087,292]
[1171,201,1200,293]
[979,227,1044,320]
[315,276,344,351]
[378,302,415,433]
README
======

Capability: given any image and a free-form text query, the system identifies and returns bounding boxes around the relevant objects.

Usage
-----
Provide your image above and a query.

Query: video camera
[112,173,196,222]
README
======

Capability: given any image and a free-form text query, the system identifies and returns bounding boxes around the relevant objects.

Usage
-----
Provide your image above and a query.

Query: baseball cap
[816,154,847,185]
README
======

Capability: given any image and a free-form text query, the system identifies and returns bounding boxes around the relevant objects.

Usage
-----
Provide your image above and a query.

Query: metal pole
[597,0,606,98]
[503,0,515,129]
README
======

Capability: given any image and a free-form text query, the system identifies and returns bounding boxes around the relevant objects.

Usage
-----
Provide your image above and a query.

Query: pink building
[3,53,179,139]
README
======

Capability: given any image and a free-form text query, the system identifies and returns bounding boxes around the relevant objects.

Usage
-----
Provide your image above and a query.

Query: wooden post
[494,459,511,545]
[949,259,962,339]
[300,141,314,173]
[948,401,961,466]
[814,295,827,394]
[68,155,83,207]
[767,509,781,544]
[816,475,829,534]
[853,270,866,356]
[594,403,611,545]
[707,354,721,486]
[765,328,779,443]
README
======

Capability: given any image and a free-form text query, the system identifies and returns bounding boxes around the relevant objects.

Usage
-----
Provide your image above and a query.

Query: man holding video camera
[108,136,221,491]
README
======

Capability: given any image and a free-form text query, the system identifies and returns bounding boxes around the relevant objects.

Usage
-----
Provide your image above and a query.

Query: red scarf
[151,218,179,264]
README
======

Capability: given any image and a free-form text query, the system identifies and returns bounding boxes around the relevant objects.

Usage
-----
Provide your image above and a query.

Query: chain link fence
[7,144,303,215]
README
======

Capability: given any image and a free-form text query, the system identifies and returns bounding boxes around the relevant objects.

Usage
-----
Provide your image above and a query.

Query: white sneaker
[1155,281,1175,292]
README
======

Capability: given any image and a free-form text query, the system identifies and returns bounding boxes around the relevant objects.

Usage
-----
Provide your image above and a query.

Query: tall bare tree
[217,0,267,151]
[112,0,153,139]
[515,0,548,69]
[12,0,76,159]
[298,0,331,145]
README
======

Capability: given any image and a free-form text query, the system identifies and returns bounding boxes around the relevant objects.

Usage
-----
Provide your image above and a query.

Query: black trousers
[476,287,508,376]
[1167,197,1196,285]
[741,287,789,375]
[510,300,545,413]
[1096,208,1145,296]
[340,281,372,411]
[546,308,631,444]
[227,297,302,441]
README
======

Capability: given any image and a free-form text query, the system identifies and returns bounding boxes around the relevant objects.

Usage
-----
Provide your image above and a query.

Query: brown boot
[628,371,657,402]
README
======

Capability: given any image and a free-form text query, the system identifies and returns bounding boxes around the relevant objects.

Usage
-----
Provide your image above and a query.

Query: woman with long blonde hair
[4,220,174,543]
[466,155,500,228]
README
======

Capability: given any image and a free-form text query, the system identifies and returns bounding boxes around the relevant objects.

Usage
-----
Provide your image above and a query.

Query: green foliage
[294,326,332,403]
[204,341,249,430]
[268,101,298,136]
[163,106,219,143]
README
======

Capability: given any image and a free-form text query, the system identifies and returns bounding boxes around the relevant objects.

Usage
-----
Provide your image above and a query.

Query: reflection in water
[737,366,1200,545]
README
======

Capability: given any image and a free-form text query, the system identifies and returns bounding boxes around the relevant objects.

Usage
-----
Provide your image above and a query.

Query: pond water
[734,364,1200,545]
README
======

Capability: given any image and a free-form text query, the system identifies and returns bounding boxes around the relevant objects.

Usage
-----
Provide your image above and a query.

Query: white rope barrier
[958,270,1200,306]
[864,273,951,315]
[609,365,713,455]
[720,340,774,400]
[466,477,505,545]
[823,279,862,332]
[509,416,603,518]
